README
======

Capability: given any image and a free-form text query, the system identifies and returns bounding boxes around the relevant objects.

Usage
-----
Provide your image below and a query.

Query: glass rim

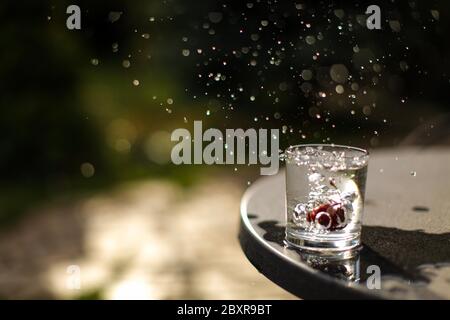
[285,143,369,158]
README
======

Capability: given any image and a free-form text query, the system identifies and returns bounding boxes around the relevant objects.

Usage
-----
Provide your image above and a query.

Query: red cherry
[307,203,330,222]
[315,211,332,229]
[335,207,346,222]
[331,206,347,230]
[307,202,348,230]
[326,205,336,215]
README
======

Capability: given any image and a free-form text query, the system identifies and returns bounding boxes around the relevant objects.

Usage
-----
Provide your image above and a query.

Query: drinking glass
[285,144,369,251]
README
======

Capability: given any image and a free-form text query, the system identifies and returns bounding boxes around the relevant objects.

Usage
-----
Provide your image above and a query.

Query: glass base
[285,230,361,252]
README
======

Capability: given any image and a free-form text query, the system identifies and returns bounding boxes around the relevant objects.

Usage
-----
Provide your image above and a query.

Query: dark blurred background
[0,0,448,299]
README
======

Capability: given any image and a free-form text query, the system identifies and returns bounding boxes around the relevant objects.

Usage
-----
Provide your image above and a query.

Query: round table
[239,148,450,299]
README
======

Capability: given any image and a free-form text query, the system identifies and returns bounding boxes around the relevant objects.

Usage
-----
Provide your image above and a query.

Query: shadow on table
[257,220,450,283]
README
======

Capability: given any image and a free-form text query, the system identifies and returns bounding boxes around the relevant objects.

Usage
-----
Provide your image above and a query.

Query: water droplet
[279,82,288,91]
[389,20,401,32]
[132,79,140,86]
[335,85,344,94]
[410,171,417,177]
[400,61,409,71]
[80,162,95,178]
[122,60,131,68]
[167,98,173,105]
[182,49,190,57]
[431,10,440,20]
[362,106,371,115]
[141,33,150,39]
[301,69,313,81]
[334,9,345,19]
[301,82,313,93]
[305,35,316,45]
[250,96,256,101]
[108,11,122,23]
[330,64,349,83]
[208,12,223,24]
[90,58,99,66]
